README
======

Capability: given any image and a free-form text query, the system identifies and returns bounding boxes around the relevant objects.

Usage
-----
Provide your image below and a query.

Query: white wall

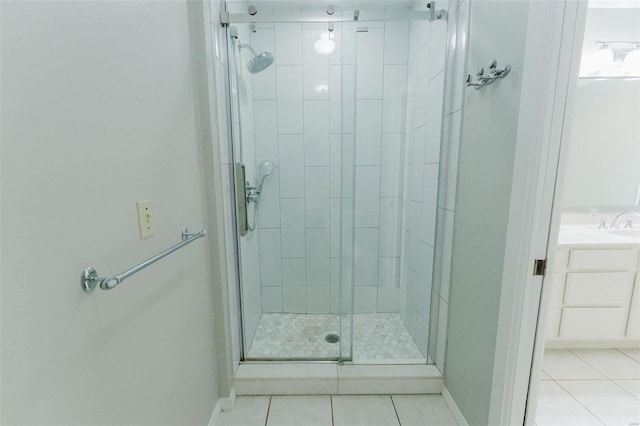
[1,1,220,423]
[443,0,530,424]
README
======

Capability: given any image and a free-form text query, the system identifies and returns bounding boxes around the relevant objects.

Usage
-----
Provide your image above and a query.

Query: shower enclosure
[223,1,450,363]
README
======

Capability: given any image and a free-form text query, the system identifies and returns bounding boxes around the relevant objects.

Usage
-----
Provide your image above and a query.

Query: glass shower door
[227,13,357,361]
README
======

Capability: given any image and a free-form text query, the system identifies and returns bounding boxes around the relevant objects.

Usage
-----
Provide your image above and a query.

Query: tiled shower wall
[398,15,448,355]
[245,22,411,316]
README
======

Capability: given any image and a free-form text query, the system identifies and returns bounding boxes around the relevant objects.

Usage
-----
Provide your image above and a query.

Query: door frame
[486,1,589,425]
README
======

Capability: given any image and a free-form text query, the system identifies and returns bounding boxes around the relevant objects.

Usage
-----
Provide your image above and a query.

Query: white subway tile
[341,65,356,134]
[415,44,430,128]
[259,228,282,286]
[330,198,340,257]
[278,135,305,198]
[305,167,330,228]
[306,229,331,286]
[379,198,401,257]
[262,287,283,313]
[303,29,331,100]
[383,21,410,64]
[406,23,419,96]
[253,100,278,162]
[355,100,383,165]
[355,166,381,228]
[382,65,408,133]
[257,166,281,228]
[341,133,355,198]
[307,287,331,314]
[417,20,431,49]
[404,268,419,336]
[304,101,330,166]
[331,22,356,65]
[354,228,379,286]
[275,23,303,65]
[281,198,306,257]
[416,243,433,318]
[330,134,341,197]
[276,66,303,133]
[354,286,378,314]
[330,258,340,313]
[356,28,384,99]
[380,134,405,198]
[415,312,430,355]
[378,257,399,289]
[420,164,439,246]
[425,72,445,163]
[429,20,447,79]
[282,258,307,313]
[377,284,399,313]
[330,65,342,134]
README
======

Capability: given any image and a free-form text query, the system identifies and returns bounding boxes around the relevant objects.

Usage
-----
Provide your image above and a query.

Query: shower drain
[325,334,340,344]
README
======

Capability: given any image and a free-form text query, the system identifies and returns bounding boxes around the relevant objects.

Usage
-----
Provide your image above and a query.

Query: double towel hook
[466,60,511,89]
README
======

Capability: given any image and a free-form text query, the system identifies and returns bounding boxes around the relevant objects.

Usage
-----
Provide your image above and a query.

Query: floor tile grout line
[551,379,607,426]
[389,395,402,426]
[567,348,614,380]
[608,377,640,403]
[264,396,272,426]
[615,347,640,365]
[330,395,335,426]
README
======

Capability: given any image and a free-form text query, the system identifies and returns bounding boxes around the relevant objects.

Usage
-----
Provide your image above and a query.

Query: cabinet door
[626,274,640,338]
[564,272,634,306]
[559,307,627,339]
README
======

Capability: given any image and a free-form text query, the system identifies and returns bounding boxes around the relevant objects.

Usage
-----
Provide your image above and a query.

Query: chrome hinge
[533,259,547,276]
[219,11,230,26]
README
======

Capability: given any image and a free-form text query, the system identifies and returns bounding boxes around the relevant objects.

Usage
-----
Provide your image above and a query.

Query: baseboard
[442,386,468,426]
[208,388,236,426]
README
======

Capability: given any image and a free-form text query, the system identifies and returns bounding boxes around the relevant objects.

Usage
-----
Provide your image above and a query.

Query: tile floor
[217,395,458,426]
[535,348,640,426]
[247,313,425,361]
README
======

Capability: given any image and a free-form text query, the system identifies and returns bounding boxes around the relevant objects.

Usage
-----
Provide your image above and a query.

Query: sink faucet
[610,211,640,229]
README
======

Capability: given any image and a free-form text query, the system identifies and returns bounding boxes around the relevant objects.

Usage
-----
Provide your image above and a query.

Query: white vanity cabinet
[545,244,640,348]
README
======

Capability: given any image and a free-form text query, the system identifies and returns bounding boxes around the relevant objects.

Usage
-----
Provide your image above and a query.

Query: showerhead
[238,43,274,74]
[247,51,274,74]
[258,160,274,179]
[257,160,275,189]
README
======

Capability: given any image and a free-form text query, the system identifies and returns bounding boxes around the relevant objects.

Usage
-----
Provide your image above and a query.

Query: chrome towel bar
[81,227,206,293]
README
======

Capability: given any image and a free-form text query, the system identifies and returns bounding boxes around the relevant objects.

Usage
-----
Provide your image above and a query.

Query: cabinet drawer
[568,249,638,270]
[559,307,626,339]
[564,272,634,305]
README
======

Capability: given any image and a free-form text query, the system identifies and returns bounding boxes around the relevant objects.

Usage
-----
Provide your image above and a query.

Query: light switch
[136,200,154,239]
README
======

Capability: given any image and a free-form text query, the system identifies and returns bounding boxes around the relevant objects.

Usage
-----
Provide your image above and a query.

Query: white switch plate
[136,200,154,239]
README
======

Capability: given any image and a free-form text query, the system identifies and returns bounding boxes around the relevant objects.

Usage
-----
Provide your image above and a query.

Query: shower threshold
[232,363,443,395]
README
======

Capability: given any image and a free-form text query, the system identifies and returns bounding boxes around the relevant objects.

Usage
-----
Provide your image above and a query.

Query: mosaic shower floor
[246,313,425,361]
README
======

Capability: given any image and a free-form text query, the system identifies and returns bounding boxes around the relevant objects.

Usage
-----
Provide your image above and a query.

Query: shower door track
[222,9,437,25]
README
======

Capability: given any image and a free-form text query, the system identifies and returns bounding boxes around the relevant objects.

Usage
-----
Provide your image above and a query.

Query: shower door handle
[235,162,249,237]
